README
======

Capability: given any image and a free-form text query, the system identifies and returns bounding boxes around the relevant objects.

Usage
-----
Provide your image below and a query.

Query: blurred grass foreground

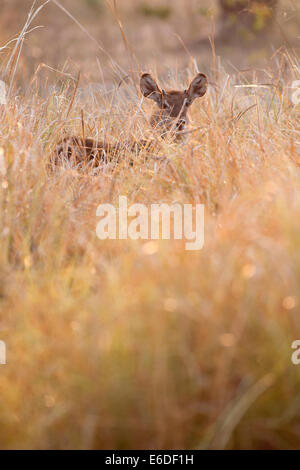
[0,0,300,450]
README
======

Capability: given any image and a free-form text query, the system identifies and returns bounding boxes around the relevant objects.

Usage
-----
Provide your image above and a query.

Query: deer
[52,72,208,168]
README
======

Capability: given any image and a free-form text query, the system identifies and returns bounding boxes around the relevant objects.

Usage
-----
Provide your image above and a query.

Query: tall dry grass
[0,1,300,450]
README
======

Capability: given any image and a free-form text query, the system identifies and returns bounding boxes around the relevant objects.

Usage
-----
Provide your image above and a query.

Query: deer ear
[140,73,162,107]
[186,73,208,104]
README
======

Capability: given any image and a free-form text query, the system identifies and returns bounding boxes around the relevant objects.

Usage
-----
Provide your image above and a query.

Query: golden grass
[1,2,300,449]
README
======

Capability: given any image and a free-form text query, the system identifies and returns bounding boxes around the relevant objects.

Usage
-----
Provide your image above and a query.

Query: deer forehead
[162,90,187,113]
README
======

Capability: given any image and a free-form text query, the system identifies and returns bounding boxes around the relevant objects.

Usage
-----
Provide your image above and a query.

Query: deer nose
[176,119,186,131]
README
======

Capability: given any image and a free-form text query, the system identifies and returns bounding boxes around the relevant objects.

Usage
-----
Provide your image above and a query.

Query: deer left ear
[186,73,208,104]
[140,73,163,107]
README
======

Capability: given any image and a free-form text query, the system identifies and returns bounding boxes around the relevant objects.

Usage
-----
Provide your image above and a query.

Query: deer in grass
[52,72,208,168]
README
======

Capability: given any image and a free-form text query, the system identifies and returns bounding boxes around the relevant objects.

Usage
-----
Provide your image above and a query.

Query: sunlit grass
[0,1,300,450]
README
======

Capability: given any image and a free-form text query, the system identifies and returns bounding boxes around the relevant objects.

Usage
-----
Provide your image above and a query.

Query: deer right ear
[186,73,208,104]
[140,73,162,107]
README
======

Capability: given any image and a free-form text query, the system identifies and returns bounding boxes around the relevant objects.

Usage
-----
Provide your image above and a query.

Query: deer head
[140,72,208,137]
